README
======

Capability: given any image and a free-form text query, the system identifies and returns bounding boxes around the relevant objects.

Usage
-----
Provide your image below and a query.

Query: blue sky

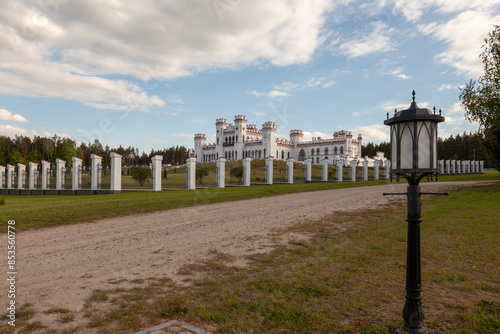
[1,0,499,152]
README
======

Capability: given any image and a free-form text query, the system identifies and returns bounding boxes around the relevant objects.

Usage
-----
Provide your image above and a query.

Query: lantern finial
[433,106,436,115]
[394,108,397,115]
[387,112,389,119]
[412,90,416,102]
[439,108,442,116]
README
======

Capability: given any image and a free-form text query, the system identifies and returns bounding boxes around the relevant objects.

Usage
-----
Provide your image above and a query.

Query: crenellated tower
[262,121,277,158]
[194,133,207,162]
[215,118,227,159]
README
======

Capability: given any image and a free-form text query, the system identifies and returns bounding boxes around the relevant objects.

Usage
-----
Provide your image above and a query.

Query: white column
[336,159,343,182]
[446,160,450,175]
[451,160,456,174]
[362,159,368,181]
[243,157,251,186]
[186,157,196,189]
[0,165,5,189]
[6,164,14,189]
[304,159,312,182]
[322,159,329,182]
[29,162,38,190]
[286,158,294,184]
[151,154,162,191]
[110,152,122,191]
[17,163,26,189]
[438,160,444,175]
[475,161,479,174]
[350,160,357,182]
[55,158,66,190]
[216,157,226,188]
[265,157,274,185]
[91,154,102,190]
[41,160,50,190]
[456,160,461,174]
[373,160,379,180]
[72,157,83,190]
[480,161,484,173]
[384,160,391,179]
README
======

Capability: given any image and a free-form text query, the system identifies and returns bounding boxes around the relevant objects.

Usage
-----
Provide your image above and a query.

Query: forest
[0,131,492,169]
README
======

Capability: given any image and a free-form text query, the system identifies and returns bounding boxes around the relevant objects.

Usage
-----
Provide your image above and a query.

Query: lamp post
[383,91,446,333]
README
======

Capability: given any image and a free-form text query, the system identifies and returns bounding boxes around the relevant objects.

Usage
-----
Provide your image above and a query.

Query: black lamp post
[383,91,446,334]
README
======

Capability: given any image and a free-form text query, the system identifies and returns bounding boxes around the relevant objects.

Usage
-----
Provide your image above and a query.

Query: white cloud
[301,131,331,142]
[252,111,266,116]
[307,77,336,88]
[0,124,35,137]
[353,124,390,142]
[172,133,194,138]
[438,84,453,91]
[335,21,396,58]
[247,90,290,98]
[0,109,28,122]
[419,10,500,77]
[0,0,333,111]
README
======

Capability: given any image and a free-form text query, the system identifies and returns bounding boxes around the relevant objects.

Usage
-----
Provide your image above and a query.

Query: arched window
[316,157,320,163]
[242,135,245,142]
[235,151,238,160]
[316,148,320,156]
[259,150,262,159]
[281,150,284,159]
[276,150,278,158]
[287,152,290,159]
[225,137,227,144]
[217,138,219,145]
[232,136,235,143]
[236,135,238,143]
[325,147,329,155]
[264,149,266,157]
[311,148,314,156]
[298,149,306,161]
[340,147,344,154]
[334,147,338,155]
[217,152,219,159]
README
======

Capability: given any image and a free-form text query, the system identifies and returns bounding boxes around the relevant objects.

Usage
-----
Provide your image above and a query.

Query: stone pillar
[55,158,66,190]
[456,160,461,174]
[362,159,368,181]
[41,160,50,190]
[304,159,312,182]
[451,160,456,174]
[321,159,329,182]
[17,163,26,189]
[438,160,444,175]
[6,164,14,189]
[243,157,251,186]
[265,157,274,185]
[151,155,162,191]
[91,154,102,190]
[373,160,380,180]
[72,157,82,190]
[465,160,470,174]
[336,159,343,182]
[384,160,391,179]
[350,160,357,182]
[286,158,294,184]
[475,161,479,174]
[445,160,450,175]
[29,162,38,190]
[110,152,122,191]
[186,157,196,189]
[480,161,484,173]
[216,157,226,188]
[0,165,5,189]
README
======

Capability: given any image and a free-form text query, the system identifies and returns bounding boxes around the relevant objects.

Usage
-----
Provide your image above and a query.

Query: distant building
[194,115,366,164]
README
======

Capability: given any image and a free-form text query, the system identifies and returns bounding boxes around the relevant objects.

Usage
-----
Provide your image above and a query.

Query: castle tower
[290,129,303,160]
[357,134,363,158]
[262,121,277,158]
[234,115,247,160]
[194,133,207,163]
[215,118,227,160]
[346,131,353,158]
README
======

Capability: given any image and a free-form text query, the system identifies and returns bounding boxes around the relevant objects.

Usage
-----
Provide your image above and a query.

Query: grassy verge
[6,182,497,333]
[1,171,499,233]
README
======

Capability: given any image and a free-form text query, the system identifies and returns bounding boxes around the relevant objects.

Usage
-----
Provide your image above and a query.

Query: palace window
[299,149,306,161]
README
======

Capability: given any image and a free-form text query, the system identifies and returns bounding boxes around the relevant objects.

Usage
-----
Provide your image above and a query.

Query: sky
[1,0,499,153]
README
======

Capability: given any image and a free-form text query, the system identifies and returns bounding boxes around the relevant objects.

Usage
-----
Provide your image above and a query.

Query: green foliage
[460,25,500,171]
[229,166,243,182]
[26,149,42,164]
[196,168,209,184]
[130,167,151,188]
[8,149,25,166]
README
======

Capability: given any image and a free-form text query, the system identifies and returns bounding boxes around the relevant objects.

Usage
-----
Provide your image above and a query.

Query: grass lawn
[5,182,498,333]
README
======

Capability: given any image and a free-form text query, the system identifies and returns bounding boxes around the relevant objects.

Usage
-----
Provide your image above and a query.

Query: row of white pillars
[438,160,484,175]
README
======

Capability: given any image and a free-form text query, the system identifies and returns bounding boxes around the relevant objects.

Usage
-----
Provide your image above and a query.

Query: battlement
[290,129,303,135]
[234,115,247,121]
[216,118,228,124]
[194,133,206,139]
[262,121,277,130]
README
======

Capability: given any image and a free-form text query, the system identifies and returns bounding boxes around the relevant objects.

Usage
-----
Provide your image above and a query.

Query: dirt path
[0,181,488,331]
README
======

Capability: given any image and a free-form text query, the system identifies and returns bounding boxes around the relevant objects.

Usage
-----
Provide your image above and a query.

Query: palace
[194,115,363,164]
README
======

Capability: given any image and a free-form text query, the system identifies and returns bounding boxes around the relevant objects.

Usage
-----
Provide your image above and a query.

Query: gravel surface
[0,181,485,331]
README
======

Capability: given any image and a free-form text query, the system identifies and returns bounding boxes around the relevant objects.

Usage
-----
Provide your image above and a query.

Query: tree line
[362,131,493,167]
[0,135,188,168]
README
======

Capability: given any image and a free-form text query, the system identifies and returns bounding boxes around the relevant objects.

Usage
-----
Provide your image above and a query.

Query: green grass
[68,182,500,334]
[2,170,499,233]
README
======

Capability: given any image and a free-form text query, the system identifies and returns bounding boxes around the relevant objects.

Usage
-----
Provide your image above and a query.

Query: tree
[196,168,209,185]
[230,166,243,183]
[130,167,151,189]
[460,25,500,170]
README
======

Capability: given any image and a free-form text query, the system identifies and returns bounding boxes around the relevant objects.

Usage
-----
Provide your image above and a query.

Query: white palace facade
[194,115,364,165]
